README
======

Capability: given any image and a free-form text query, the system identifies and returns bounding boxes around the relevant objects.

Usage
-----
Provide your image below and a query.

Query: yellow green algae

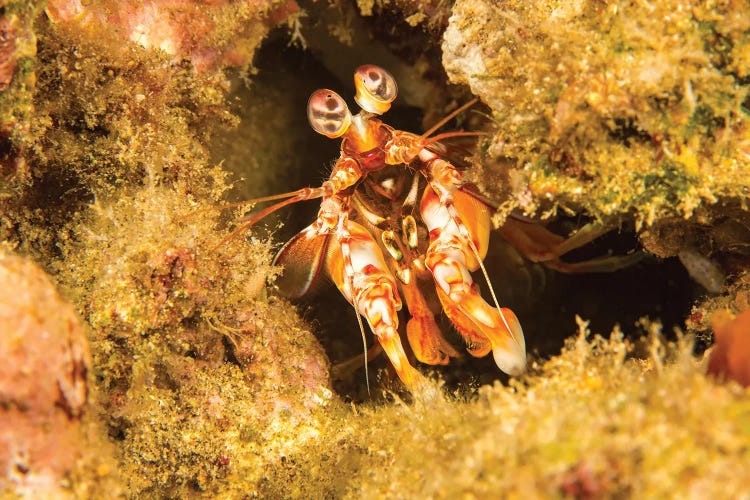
[0,0,42,199]
[1,0,750,498]
[2,1,334,497]
[686,269,750,339]
[443,0,750,233]
[355,0,454,29]
[268,323,750,498]
[55,187,334,497]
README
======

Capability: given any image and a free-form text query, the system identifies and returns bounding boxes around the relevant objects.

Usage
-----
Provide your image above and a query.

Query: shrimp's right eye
[307,89,352,138]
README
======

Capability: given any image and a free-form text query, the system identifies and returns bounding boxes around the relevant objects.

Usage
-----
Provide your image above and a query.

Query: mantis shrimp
[238,65,636,389]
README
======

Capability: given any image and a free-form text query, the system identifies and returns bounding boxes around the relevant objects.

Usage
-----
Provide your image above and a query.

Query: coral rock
[443,0,750,228]
[45,0,300,73]
[0,16,18,92]
[0,251,91,496]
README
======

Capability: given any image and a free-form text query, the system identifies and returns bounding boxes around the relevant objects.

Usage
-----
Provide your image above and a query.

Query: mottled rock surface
[0,252,90,497]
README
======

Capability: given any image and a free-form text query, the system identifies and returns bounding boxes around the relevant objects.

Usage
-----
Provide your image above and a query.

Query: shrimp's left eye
[354,65,397,115]
[307,89,352,138]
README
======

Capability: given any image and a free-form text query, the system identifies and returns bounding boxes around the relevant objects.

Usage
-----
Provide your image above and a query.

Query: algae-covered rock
[56,184,334,496]
[45,0,300,73]
[2,1,337,495]
[270,322,750,498]
[443,0,750,231]
[0,1,42,197]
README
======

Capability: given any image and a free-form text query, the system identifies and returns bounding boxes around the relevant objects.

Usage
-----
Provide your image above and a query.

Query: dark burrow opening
[211,27,704,401]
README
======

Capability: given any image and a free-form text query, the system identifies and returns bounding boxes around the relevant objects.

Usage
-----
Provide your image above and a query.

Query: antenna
[337,218,371,396]
[418,98,479,142]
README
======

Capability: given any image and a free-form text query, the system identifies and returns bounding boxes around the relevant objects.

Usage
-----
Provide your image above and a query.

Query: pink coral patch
[707,309,750,387]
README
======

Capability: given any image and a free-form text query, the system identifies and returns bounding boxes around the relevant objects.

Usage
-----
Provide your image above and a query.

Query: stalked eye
[354,64,397,115]
[307,89,352,138]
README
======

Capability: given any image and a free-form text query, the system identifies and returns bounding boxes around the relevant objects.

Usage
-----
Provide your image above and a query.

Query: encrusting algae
[264,321,750,498]
[1,0,750,497]
[443,0,750,242]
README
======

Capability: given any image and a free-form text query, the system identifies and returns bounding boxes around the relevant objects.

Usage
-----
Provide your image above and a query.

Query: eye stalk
[354,65,398,115]
[307,89,352,138]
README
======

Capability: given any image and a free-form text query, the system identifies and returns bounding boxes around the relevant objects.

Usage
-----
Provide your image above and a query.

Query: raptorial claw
[325,219,424,387]
[421,183,527,376]
[432,262,527,376]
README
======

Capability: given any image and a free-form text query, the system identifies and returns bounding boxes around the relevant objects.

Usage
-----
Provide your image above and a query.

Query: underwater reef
[1,0,749,497]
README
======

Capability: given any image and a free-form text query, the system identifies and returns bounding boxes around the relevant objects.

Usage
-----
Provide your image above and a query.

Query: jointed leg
[420,183,527,376]
[424,233,526,375]
[499,218,645,273]
[326,219,424,388]
[401,278,462,365]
